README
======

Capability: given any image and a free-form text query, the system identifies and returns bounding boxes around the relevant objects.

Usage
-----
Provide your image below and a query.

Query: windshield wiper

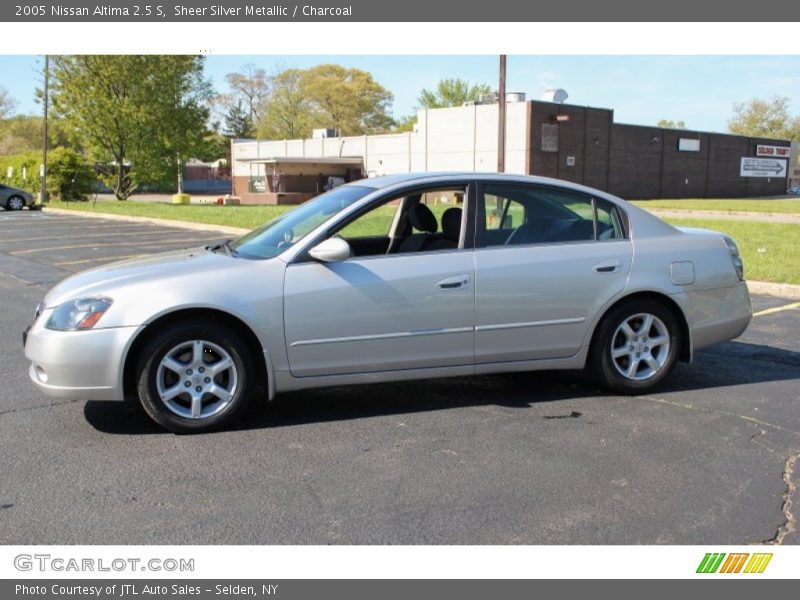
[206,238,238,256]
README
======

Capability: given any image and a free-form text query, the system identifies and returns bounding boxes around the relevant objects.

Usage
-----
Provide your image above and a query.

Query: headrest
[441,207,462,242]
[408,203,437,233]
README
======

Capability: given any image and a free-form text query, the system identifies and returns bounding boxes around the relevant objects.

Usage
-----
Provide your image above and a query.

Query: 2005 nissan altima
[24,173,752,433]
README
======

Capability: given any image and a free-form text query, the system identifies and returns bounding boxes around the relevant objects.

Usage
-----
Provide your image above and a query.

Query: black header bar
[5,0,800,22]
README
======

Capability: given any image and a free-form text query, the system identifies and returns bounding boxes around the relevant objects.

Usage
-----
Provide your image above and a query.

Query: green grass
[632,198,800,214]
[663,217,800,285]
[48,200,288,230]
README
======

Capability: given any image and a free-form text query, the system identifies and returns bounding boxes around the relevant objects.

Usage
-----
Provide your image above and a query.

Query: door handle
[436,275,470,289]
[593,259,622,273]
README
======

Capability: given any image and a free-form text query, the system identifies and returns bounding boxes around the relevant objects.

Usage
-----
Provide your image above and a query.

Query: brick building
[231,99,791,204]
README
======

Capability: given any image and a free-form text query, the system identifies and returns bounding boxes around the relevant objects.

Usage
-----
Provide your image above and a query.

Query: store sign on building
[756,145,790,158]
[740,157,787,178]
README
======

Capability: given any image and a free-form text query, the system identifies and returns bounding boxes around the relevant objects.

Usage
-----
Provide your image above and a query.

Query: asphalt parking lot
[1,209,798,544]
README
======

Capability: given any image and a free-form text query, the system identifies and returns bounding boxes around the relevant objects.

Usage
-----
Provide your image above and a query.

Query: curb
[39,208,800,300]
[42,207,250,237]
[647,208,800,224]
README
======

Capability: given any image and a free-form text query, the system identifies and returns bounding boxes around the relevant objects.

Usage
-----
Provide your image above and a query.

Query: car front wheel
[6,196,26,211]
[590,299,681,394]
[136,320,254,433]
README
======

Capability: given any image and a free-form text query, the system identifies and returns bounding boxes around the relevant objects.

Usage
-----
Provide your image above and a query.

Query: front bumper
[24,321,142,401]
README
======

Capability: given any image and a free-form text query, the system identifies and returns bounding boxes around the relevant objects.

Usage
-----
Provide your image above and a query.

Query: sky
[3,55,800,133]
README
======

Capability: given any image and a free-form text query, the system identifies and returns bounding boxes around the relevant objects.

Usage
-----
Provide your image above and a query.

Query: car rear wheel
[6,195,25,211]
[589,299,681,394]
[136,320,254,433]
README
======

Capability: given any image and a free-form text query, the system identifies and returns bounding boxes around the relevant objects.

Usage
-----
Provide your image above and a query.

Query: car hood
[44,247,237,307]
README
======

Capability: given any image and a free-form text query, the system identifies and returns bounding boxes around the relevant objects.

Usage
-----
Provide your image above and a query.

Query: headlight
[722,236,744,281]
[46,297,113,331]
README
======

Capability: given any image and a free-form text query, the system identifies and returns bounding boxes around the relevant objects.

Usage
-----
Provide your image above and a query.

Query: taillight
[723,236,744,281]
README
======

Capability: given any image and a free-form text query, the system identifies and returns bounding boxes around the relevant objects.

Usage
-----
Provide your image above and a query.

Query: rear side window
[481,184,624,247]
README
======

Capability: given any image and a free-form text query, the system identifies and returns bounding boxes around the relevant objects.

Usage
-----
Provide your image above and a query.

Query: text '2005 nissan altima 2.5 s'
[24,173,753,433]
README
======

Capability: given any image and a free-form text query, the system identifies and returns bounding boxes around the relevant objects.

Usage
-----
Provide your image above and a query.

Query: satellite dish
[542,89,569,104]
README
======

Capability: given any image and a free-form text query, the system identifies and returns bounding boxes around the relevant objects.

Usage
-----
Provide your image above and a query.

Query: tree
[51,55,213,199]
[257,68,312,139]
[0,86,16,119]
[224,64,269,127]
[256,65,394,139]
[418,79,492,109]
[657,119,686,129]
[394,114,418,133]
[0,115,76,155]
[154,56,215,192]
[194,130,230,164]
[728,96,800,140]
[301,64,394,135]
[223,100,255,138]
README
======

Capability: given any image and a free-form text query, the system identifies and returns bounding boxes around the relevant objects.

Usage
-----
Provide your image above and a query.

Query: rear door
[474,182,632,363]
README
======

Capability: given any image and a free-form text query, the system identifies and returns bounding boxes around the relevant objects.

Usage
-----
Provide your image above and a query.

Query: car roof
[348,171,627,202]
[350,171,569,189]
[350,171,597,189]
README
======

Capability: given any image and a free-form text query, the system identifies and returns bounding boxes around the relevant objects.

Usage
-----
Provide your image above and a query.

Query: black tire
[135,320,254,433]
[6,196,26,211]
[589,298,681,394]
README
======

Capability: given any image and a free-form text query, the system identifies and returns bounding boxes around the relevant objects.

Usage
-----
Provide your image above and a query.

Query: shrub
[0,148,96,200]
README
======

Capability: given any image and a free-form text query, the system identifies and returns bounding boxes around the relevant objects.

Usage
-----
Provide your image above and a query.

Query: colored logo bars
[696,552,772,574]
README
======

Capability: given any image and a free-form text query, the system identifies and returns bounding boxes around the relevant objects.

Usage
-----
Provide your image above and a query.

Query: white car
[24,173,752,433]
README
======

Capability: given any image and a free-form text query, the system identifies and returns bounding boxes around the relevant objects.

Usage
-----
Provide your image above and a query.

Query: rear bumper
[24,323,142,401]
[682,281,752,352]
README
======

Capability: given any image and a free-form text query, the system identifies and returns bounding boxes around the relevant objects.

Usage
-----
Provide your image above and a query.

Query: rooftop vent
[312,128,338,139]
[541,89,569,104]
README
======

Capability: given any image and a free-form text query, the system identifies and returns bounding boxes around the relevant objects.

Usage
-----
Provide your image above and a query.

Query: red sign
[756,144,790,158]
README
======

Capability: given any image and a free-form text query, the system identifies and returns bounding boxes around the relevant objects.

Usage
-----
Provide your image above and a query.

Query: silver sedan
[24,173,752,433]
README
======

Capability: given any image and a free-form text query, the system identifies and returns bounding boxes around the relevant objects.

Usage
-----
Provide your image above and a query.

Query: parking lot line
[0,230,189,244]
[10,238,210,255]
[53,254,147,267]
[753,302,800,317]
[0,224,155,236]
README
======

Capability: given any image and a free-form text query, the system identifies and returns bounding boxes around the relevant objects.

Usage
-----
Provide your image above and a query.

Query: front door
[284,183,476,377]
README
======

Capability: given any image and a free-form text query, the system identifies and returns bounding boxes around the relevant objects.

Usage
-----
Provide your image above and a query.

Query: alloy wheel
[155,339,239,419]
[610,313,671,381]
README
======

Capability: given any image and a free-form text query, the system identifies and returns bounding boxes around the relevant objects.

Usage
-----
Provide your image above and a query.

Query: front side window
[481,184,623,248]
[230,185,372,259]
[327,186,468,258]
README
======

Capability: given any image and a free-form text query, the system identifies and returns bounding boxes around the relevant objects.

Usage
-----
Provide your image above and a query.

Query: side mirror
[308,237,351,263]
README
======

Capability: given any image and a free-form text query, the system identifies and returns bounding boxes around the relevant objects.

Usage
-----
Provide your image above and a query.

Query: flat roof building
[232,100,791,204]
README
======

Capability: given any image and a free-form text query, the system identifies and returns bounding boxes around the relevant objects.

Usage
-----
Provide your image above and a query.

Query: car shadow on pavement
[83,340,800,435]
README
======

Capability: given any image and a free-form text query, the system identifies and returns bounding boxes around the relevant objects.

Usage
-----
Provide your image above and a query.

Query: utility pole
[40,55,49,204]
[497,54,506,173]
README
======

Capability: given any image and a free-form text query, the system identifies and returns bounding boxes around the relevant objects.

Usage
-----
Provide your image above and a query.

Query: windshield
[229,185,373,259]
